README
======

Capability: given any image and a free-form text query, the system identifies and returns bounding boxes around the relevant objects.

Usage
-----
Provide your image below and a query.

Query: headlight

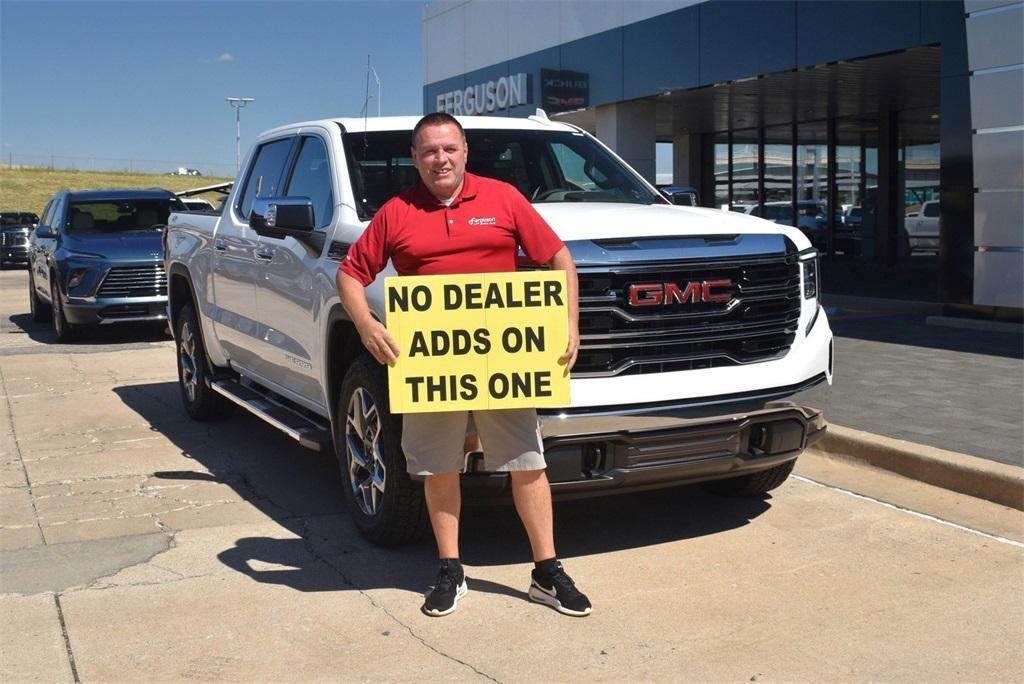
[799,249,819,300]
[67,268,89,289]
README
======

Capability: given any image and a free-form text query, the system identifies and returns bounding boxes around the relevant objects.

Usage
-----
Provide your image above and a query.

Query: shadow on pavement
[8,311,170,345]
[116,381,773,597]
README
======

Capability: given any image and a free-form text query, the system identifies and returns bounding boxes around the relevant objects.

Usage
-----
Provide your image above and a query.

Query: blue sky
[1,0,428,176]
[2,0,671,178]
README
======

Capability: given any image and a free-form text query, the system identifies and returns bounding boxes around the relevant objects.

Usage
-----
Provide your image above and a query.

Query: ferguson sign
[436,73,529,115]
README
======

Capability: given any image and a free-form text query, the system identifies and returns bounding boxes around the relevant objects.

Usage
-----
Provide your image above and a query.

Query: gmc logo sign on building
[628,279,733,306]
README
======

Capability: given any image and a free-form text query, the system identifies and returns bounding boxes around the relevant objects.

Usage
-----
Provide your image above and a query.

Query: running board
[210,379,332,451]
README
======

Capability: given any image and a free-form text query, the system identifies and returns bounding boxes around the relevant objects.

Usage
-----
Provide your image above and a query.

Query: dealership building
[423,0,1023,315]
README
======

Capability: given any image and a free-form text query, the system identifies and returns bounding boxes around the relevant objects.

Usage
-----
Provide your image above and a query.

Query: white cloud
[199,52,235,64]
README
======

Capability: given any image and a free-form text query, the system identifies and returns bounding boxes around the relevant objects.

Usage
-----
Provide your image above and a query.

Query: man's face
[411,123,468,200]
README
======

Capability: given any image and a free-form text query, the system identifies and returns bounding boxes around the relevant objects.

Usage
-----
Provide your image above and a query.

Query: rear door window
[237,138,294,220]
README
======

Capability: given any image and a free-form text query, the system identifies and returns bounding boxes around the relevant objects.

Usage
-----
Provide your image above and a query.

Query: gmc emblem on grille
[627,279,733,306]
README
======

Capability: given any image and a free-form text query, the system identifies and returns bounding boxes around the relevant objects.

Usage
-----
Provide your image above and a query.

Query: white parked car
[904,200,939,252]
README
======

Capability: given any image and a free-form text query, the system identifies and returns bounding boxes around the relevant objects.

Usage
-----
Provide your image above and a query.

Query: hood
[61,230,164,260]
[532,203,811,250]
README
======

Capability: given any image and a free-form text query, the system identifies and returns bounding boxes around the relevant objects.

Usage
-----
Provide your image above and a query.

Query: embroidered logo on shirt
[468,216,497,226]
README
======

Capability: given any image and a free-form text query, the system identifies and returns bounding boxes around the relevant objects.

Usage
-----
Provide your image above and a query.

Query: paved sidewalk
[802,297,1023,468]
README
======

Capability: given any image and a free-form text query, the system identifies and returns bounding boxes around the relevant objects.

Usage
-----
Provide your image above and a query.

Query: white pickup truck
[164,113,833,544]
[904,199,940,253]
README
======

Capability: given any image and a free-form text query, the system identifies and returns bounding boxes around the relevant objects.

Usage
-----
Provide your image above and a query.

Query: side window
[284,136,333,231]
[236,138,294,220]
[923,201,940,218]
[50,197,67,230]
[39,200,55,228]
[550,142,604,191]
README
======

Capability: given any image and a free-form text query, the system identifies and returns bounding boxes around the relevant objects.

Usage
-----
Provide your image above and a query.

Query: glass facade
[704,109,941,299]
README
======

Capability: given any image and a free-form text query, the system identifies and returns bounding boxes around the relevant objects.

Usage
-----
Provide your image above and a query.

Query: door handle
[214,240,228,251]
[256,248,274,261]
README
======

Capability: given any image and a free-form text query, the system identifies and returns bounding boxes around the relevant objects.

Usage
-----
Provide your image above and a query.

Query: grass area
[0,166,234,216]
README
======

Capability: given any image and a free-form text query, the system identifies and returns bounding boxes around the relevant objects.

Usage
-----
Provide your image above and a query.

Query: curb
[811,424,1024,511]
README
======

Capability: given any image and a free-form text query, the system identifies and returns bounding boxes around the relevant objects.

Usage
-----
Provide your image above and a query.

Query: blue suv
[28,189,183,341]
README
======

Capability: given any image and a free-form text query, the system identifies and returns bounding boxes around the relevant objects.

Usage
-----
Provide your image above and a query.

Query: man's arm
[336,270,400,365]
[548,246,579,372]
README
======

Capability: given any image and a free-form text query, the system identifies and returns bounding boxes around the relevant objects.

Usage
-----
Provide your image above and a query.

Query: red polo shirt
[340,172,564,286]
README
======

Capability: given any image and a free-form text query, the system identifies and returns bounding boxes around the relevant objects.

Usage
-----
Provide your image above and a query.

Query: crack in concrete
[32,500,246,528]
[0,362,48,544]
[53,593,81,683]
[292,517,501,683]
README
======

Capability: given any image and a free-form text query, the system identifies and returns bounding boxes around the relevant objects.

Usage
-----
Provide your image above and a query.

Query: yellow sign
[385,271,570,414]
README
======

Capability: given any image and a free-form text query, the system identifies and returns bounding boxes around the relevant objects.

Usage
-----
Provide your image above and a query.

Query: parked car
[167,167,202,177]
[164,113,832,545]
[745,201,832,250]
[904,200,940,253]
[657,185,700,206]
[833,206,871,257]
[0,212,39,268]
[28,189,183,341]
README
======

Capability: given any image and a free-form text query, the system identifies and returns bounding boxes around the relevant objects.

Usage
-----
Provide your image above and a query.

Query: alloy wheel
[51,282,65,338]
[178,318,199,404]
[345,387,386,516]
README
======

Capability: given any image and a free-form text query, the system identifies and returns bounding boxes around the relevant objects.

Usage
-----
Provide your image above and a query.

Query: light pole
[226,97,255,172]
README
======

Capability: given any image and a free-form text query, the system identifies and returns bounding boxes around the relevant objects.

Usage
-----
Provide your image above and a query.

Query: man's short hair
[412,112,466,147]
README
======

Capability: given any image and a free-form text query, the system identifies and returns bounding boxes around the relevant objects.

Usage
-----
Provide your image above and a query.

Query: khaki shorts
[401,409,545,476]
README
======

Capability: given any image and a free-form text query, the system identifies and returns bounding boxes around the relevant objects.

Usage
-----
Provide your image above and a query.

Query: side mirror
[34,225,55,239]
[249,197,324,256]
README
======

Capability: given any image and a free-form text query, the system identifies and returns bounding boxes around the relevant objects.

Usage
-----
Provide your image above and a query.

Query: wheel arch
[167,264,219,375]
[324,304,368,431]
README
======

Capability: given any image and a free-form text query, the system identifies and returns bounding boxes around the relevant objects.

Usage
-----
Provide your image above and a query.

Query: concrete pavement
[1,267,1023,682]
[803,297,1023,468]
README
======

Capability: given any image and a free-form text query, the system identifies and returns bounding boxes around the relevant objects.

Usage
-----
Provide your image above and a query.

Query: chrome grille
[575,253,801,378]
[1,229,28,247]
[97,264,167,298]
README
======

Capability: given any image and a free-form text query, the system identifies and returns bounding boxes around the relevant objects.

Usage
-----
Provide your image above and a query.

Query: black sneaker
[422,560,467,617]
[528,561,592,616]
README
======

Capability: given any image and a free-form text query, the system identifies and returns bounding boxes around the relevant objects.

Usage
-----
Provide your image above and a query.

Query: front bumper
[1,246,28,262]
[63,295,168,325]
[460,374,827,499]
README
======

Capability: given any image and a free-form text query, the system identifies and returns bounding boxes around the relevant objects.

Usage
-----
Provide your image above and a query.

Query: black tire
[702,460,796,497]
[50,278,77,342]
[28,271,50,322]
[175,303,234,421]
[336,354,427,546]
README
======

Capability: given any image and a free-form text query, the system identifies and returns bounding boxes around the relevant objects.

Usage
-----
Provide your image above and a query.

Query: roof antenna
[361,55,372,157]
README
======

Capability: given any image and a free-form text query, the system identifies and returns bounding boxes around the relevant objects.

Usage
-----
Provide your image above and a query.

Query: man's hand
[356,317,400,366]
[337,270,400,366]
[560,323,579,373]
[548,246,580,375]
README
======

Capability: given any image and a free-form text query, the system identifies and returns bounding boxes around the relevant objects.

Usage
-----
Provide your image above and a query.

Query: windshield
[343,128,663,219]
[66,199,178,234]
[1,213,38,227]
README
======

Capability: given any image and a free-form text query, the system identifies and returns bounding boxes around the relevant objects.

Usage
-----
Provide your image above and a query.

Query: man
[337,113,591,618]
